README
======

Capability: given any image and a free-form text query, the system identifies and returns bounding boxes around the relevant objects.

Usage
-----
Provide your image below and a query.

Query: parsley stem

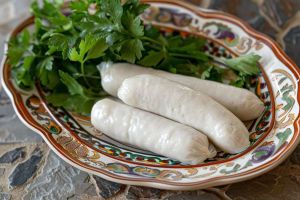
[80,62,94,88]
[169,52,207,61]
[144,43,161,51]
[210,55,227,67]
[141,36,162,46]
[74,73,101,79]
[34,55,62,59]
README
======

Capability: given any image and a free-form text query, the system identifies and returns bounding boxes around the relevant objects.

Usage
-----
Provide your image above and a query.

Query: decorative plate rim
[1,0,300,190]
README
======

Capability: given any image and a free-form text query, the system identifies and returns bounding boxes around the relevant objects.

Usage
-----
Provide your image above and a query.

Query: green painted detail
[276,128,292,151]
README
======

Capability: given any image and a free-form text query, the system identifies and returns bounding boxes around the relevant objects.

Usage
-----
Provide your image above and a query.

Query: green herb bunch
[8,0,261,114]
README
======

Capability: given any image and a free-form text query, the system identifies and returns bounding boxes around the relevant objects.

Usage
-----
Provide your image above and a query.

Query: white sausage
[91,98,216,164]
[99,62,264,121]
[118,75,250,154]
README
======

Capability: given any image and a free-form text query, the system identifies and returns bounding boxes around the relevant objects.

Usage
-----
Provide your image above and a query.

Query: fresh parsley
[7,0,261,114]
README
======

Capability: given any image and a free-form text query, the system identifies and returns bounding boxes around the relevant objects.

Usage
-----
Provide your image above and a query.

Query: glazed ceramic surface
[1,0,300,190]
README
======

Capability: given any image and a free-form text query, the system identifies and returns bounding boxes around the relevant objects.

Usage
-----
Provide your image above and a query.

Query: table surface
[1,0,300,200]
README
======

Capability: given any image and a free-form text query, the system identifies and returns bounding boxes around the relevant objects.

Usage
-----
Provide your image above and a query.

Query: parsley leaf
[47,33,76,59]
[8,29,31,66]
[86,39,109,60]
[122,12,144,37]
[47,70,105,114]
[13,65,34,88]
[69,1,89,12]
[37,56,60,89]
[69,34,108,63]
[101,0,123,24]
[139,50,165,67]
[224,53,261,75]
[201,66,223,82]
[31,0,71,30]
[120,39,144,63]
[123,0,150,16]
[59,70,85,96]
[47,93,96,115]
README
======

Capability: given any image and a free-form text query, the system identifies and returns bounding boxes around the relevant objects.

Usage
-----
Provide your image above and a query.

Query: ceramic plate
[2,0,300,190]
